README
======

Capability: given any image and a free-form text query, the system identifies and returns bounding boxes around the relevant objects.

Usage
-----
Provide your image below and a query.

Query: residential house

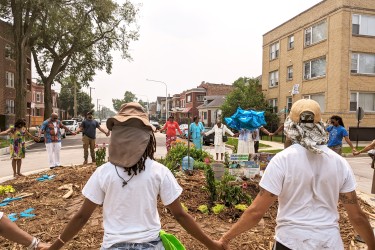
[197,95,226,127]
[0,20,32,130]
[262,0,375,128]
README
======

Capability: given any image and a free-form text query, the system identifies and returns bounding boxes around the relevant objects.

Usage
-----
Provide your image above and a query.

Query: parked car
[202,127,215,146]
[35,125,66,142]
[62,120,79,135]
[150,120,161,130]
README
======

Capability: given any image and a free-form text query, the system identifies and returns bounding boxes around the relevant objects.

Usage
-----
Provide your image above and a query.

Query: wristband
[27,237,40,250]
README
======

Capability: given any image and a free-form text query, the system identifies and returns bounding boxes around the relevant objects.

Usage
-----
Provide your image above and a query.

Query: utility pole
[97,99,101,118]
[73,80,77,118]
[89,87,95,103]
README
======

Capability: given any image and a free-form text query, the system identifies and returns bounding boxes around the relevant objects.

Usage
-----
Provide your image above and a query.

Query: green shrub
[216,171,252,206]
[211,204,225,214]
[204,165,217,203]
[198,205,209,214]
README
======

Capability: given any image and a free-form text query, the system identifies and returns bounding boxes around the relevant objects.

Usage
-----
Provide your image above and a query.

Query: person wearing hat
[47,103,223,250]
[159,115,184,152]
[76,111,110,165]
[219,99,375,249]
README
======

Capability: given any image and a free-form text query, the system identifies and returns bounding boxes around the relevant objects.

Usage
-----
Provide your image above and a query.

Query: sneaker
[50,166,56,170]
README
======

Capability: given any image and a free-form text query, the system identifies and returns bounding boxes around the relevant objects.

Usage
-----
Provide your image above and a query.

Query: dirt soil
[0,164,373,249]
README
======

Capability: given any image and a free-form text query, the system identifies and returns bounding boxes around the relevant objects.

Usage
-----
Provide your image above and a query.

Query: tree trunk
[74,81,77,117]
[13,2,27,120]
[43,80,53,120]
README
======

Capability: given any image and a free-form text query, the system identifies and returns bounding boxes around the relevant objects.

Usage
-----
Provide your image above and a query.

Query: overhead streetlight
[146,79,168,121]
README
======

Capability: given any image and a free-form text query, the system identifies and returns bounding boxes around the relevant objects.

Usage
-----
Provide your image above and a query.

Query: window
[6,99,15,114]
[351,53,375,74]
[36,108,41,116]
[286,97,293,112]
[36,93,41,102]
[5,45,15,60]
[5,72,15,88]
[268,99,278,113]
[196,95,204,102]
[352,14,375,36]
[187,95,191,103]
[350,92,375,112]
[305,21,327,46]
[288,35,294,50]
[203,112,207,119]
[304,57,326,79]
[303,94,325,112]
[181,99,185,108]
[269,70,279,87]
[269,42,279,60]
[287,66,293,80]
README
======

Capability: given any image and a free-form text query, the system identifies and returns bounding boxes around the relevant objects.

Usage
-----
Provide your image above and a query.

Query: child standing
[0,119,39,178]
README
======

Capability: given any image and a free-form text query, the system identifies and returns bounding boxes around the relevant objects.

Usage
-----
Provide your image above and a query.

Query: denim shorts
[101,238,164,250]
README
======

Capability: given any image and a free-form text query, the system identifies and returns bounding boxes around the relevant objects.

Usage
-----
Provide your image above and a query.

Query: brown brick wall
[199,82,234,96]
[262,0,375,128]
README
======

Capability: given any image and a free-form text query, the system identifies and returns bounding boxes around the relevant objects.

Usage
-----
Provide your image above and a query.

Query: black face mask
[88,115,93,120]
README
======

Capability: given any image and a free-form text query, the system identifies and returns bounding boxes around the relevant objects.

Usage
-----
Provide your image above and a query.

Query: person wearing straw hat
[219,99,375,250]
[47,102,223,250]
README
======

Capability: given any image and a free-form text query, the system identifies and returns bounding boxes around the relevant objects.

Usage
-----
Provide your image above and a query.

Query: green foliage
[0,185,15,195]
[216,171,252,206]
[211,204,225,214]
[112,91,138,111]
[59,83,95,117]
[220,77,279,131]
[234,204,248,211]
[204,165,217,203]
[95,144,107,166]
[197,205,209,214]
[193,161,207,170]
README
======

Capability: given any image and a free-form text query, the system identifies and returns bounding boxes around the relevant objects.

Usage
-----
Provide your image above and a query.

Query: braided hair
[124,132,156,176]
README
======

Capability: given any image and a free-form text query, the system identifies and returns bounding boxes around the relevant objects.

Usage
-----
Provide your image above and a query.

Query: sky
[57,0,323,111]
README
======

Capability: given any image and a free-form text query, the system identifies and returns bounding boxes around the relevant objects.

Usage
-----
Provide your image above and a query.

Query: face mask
[88,115,93,119]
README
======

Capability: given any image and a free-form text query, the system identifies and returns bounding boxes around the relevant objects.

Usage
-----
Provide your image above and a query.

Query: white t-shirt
[53,122,58,135]
[0,212,3,220]
[260,144,356,249]
[82,158,182,248]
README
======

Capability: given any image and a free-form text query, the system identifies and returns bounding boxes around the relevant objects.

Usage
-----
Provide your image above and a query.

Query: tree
[221,77,279,131]
[0,0,139,120]
[112,91,137,111]
[59,82,94,117]
[30,0,139,119]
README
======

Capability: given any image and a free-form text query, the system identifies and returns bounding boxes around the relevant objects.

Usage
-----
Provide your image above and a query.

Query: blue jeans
[101,238,164,250]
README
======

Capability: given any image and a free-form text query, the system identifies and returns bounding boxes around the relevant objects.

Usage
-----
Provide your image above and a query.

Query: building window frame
[351,53,375,75]
[287,35,294,50]
[269,70,279,88]
[350,92,375,112]
[5,44,15,60]
[196,95,204,102]
[303,56,326,80]
[287,66,293,80]
[303,94,325,112]
[268,98,278,113]
[352,14,375,36]
[6,99,15,114]
[187,95,192,103]
[5,71,15,88]
[304,20,327,47]
[269,41,279,60]
[286,97,293,112]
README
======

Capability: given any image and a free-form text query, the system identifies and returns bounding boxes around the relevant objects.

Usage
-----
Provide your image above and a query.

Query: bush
[95,143,107,166]
[216,171,252,206]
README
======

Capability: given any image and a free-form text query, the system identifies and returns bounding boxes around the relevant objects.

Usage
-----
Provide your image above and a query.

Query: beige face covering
[109,124,152,168]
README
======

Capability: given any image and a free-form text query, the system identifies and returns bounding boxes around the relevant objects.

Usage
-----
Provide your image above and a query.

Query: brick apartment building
[0,20,32,130]
[262,0,375,128]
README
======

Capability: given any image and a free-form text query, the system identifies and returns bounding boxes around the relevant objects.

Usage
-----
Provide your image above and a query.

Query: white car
[62,120,79,135]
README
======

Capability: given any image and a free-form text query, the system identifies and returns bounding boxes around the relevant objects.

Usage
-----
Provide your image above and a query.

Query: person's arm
[354,140,375,155]
[49,198,98,250]
[166,198,223,249]
[0,214,49,249]
[272,124,284,136]
[25,130,40,142]
[0,128,12,136]
[220,188,277,248]
[344,136,355,152]
[260,127,271,136]
[97,126,109,136]
[204,126,215,136]
[75,123,84,134]
[224,125,234,136]
[176,122,183,135]
[159,122,167,132]
[340,191,375,249]
[60,123,76,136]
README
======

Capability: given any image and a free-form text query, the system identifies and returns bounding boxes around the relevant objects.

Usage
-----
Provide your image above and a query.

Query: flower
[242,182,248,189]
[204,157,211,164]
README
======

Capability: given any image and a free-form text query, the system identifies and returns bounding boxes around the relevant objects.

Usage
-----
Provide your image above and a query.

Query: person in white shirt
[219,99,375,250]
[237,128,255,156]
[0,212,49,249]
[205,118,235,161]
[48,102,223,250]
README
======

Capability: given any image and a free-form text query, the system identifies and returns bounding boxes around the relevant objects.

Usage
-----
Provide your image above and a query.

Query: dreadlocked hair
[124,132,156,176]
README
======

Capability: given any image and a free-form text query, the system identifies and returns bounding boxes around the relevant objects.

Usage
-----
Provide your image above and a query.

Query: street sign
[356,107,364,121]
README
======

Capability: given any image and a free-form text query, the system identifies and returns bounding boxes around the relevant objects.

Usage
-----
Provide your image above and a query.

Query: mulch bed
[0,164,372,249]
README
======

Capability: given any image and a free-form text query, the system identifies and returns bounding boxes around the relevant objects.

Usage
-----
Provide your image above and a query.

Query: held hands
[106,131,110,137]
[37,242,51,250]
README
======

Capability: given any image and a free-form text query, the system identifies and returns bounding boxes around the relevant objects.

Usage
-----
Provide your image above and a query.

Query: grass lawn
[0,138,8,149]
[261,135,284,143]
[227,137,271,149]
